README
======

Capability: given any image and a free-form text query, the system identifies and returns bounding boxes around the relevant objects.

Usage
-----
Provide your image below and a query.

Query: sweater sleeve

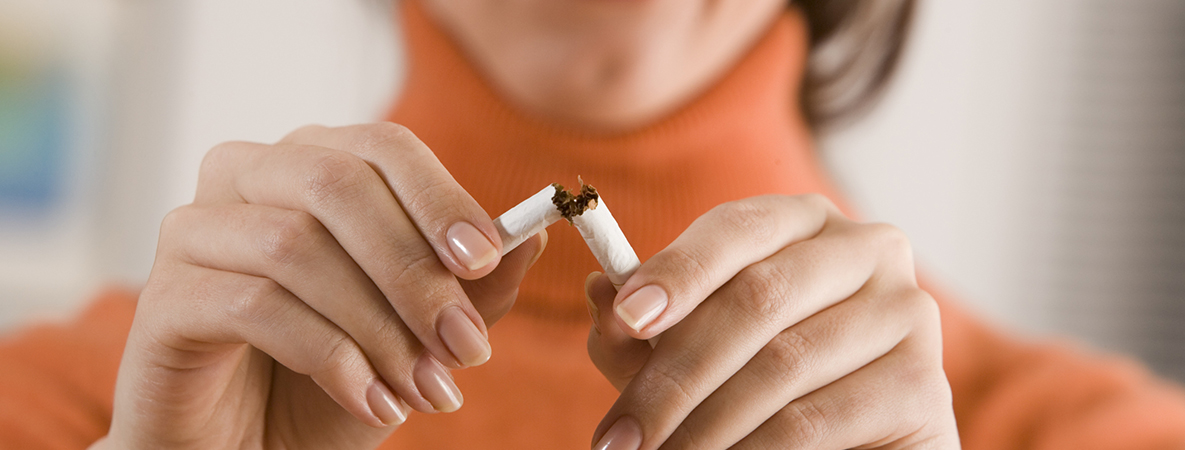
[928,280,1185,450]
[0,289,137,450]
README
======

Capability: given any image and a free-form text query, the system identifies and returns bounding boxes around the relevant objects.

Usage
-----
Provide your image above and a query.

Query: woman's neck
[417,0,787,133]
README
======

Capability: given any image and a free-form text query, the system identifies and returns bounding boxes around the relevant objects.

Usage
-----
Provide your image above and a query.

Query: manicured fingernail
[366,380,408,426]
[585,272,602,334]
[528,229,548,269]
[414,355,464,413]
[438,306,491,367]
[616,285,668,332]
[447,221,499,271]
[594,416,642,450]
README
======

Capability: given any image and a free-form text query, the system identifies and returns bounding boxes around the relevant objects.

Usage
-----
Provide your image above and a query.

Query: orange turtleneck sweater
[3,1,1185,449]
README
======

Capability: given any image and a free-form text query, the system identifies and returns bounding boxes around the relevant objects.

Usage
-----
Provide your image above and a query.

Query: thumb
[586,272,652,392]
[459,230,547,328]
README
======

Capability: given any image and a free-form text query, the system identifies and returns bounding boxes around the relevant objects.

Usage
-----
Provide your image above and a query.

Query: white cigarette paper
[492,186,563,254]
[567,194,654,347]
[571,198,640,289]
[492,182,655,347]
[492,183,640,287]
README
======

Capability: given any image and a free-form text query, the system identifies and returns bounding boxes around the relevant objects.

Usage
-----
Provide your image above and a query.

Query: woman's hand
[95,123,545,449]
[585,194,959,450]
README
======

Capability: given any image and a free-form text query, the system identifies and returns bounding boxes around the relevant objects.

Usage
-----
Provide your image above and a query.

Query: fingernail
[414,355,464,413]
[594,416,642,450]
[366,380,408,426]
[585,272,602,335]
[447,221,499,271]
[438,306,491,367]
[527,229,548,269]
[616,285,668,332]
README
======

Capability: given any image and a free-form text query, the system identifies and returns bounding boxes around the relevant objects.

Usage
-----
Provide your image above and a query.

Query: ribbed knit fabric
[2,1,1185,449]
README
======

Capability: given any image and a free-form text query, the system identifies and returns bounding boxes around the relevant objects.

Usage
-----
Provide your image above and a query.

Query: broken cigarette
[493,181,658,347]
[493,181,641,288]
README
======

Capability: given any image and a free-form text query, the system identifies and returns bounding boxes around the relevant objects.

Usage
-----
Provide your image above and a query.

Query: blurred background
[0,0,1182,382]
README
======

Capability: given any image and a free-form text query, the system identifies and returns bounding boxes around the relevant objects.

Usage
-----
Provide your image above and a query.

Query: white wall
[96,0,401,287]
[0,0,400,329]
[823,0,1185,380]
[821,0,1073,333]
[0,0,120,326]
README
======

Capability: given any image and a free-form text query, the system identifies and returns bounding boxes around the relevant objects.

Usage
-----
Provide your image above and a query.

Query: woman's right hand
[92,123,546,450]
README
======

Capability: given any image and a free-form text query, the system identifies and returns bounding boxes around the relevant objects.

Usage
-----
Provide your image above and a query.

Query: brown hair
[793,0,917,129]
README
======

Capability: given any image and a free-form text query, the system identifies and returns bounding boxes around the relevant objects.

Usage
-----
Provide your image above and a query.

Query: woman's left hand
[585,194,960,450]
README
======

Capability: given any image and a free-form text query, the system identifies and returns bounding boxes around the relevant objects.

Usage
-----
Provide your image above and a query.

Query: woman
[3,0,1184,449]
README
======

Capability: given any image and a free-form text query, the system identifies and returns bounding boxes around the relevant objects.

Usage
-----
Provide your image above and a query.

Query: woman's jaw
[419,0,784,132]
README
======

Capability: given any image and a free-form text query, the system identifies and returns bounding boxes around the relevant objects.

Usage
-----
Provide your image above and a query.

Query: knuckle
[367,307,413,354]
[372,250,458,326]
[901,289,941,325]
[308,333,359,378]
[196,141,258,202]
[199,141,240,176]
[158,205,194,242]
[927,371,955,410]
[382,248,445,294]
[226,277,286,325]
[902,290,946,358]
[197,141,247,190]
[763,329,815,384]
[258,211,324,267]
[903,361,953,423]
[780,399,829,449]
[933,377,955,414]
[636,360,699,411]
[729,264,792,325]
[303,152,374,206]
[398,176,465,224]
[866,222,914,259]
[283,123,329,141]
[664,425,707,450]
[354,122,416,153]
[798,193,838,215]
[708,199,779,245]
[653,246,714,297]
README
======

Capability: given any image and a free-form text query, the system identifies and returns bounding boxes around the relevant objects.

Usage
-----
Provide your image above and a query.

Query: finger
[268,364,399,449]
[586,272,652,392]
[159,204,463,413]
[194,140,488,370]
[594,223,895,449]
[661,287,934,449]
[730,336,956,450]
[278,123,502,278]
[460,230,547,327]
[140,263,410,429]
[612,194,841,338]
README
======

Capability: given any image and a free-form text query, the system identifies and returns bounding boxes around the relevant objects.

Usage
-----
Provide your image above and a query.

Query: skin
[95,0,960,449]
[95,123,547,449]
[585,196,959,449]
[418,0,787,131]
